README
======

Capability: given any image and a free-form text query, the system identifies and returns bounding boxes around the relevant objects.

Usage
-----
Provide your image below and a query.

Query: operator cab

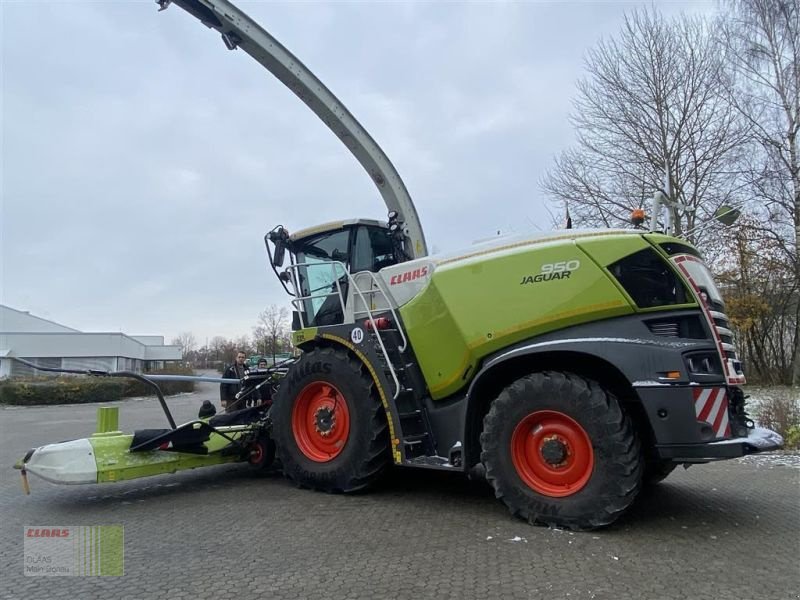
[267,216,407,329]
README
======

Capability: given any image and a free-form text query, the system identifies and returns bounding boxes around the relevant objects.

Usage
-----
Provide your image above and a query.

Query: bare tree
[171,331,196,359]
[234,335,253,356]
[255,305,290,364]
[252,326,268,356]
[195,344,210,369]
[713,215,797,383]
[220,339,238,364]
[542,9,748,243]
[209,336,227,363]
[721,0,800,385]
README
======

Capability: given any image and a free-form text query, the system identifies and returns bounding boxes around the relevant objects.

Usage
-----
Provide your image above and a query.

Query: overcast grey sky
[1,0,715,344]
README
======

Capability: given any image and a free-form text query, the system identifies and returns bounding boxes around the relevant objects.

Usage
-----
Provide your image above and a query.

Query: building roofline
[0,331,178,345]
[0,304,81,332]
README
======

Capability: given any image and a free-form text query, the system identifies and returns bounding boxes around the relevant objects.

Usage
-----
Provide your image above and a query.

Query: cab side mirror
[267,227,289,267]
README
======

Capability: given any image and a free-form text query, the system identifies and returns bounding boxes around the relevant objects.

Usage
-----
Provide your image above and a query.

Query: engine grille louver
[647,322,680,337]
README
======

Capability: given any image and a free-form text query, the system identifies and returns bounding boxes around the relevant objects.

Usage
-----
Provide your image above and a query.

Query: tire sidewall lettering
[287,360,333,388]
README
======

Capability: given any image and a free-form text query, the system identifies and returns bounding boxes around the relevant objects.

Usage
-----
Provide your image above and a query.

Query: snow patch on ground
[735,452,800,470]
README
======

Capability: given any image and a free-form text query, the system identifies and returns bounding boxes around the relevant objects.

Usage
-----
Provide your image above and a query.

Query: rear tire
[480,371,642,530]
[271,347,390,492]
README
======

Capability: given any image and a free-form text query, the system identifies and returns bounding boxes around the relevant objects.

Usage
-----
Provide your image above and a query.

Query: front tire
[480,372,642,530]
[271,347,390,492]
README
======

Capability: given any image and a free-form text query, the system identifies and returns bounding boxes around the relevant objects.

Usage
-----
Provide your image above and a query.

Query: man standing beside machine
[220,350,249,411]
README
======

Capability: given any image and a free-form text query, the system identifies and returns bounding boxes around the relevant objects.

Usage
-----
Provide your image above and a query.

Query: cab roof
[289,218,387,243]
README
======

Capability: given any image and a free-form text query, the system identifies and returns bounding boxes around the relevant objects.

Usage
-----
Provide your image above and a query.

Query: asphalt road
[1,381,798,600]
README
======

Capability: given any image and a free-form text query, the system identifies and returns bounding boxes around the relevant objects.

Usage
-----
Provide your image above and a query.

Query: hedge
[0,367,196,406]
[0,378,128,406]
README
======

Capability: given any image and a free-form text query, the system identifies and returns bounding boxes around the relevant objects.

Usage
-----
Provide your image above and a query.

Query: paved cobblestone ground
[1,382,798,600]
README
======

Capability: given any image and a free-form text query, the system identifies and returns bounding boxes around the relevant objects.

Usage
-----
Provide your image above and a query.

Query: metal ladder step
[398,410,421,419]
[403,433,430,446]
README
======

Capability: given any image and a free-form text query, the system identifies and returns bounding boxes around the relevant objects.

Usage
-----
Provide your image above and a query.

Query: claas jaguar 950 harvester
[160,0,783,530]
[16,0,783,531]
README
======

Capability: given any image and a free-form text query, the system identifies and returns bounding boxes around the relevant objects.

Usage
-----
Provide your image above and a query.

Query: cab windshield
[290,224,398,328]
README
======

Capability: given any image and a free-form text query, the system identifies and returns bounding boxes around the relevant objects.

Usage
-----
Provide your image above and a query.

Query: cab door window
[294,230,351,326]
[350,226,397,273]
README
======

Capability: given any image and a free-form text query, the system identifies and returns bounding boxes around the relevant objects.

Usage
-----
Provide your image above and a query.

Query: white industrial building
[0,305,182,378]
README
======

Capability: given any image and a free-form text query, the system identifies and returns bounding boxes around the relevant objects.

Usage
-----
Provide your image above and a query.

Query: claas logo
[26,528,70,538]
[389,266,428,285]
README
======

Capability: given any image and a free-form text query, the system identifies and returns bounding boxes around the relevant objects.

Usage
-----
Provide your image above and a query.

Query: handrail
[351,271,408,352]
[285,260,403,397]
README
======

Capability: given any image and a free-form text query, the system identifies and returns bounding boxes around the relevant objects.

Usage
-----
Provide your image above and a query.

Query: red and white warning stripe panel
[693,387,731,439]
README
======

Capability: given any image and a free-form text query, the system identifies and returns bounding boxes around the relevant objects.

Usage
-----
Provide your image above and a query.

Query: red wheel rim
[511,410,594,497]
[291,382,350,462]
[249,442,264,465]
